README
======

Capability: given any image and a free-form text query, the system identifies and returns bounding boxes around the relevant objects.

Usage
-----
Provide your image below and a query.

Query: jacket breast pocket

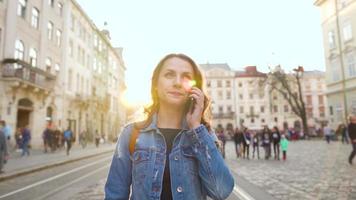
[182,147,198,176]
[132,150,151,185]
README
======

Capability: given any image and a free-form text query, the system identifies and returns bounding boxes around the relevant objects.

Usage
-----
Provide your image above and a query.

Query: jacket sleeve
[186,125,234,200]
[104,125,133,200]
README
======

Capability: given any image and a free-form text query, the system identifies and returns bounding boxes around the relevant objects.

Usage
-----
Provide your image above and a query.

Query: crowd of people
[216,125,290,161]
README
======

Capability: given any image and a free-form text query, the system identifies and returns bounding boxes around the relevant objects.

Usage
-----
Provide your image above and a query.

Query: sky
[76,0,325,106]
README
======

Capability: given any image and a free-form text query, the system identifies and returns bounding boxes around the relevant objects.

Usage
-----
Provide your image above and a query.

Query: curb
[0,148,114,182]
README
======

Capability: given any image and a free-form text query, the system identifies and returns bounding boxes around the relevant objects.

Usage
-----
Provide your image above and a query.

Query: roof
[200,63,231,71]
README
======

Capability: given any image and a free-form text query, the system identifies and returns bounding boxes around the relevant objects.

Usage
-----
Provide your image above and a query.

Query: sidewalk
[0,142,116,181]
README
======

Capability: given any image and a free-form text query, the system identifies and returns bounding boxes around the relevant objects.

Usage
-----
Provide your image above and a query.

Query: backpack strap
[129,126,140,155]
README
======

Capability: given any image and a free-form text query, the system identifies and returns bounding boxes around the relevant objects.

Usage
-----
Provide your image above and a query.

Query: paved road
[70,140,356,200]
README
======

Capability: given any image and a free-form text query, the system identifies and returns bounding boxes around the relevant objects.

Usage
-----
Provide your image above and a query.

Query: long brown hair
[137,53,212,131]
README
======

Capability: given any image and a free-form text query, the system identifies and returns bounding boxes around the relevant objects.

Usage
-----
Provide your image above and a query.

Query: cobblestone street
[226,140,356,200]
[69,140,356,200]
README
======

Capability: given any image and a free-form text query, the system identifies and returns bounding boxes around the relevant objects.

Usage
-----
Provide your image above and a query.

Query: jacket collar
[141,113,190,132]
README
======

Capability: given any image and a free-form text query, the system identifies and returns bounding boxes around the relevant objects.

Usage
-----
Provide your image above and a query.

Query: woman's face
[156,57,195,107]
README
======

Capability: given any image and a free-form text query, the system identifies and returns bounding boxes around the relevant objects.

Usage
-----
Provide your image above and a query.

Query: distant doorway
[17,98,33,128]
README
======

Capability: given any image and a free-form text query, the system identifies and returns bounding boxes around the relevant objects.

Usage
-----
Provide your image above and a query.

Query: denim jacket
[105,114,234,200]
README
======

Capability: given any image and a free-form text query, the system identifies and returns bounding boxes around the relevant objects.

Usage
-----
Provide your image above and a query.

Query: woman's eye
[164,72,175,78]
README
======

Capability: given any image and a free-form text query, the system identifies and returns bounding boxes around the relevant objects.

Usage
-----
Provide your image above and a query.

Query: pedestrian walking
[14,127,22,151]
[42,127,50,153]
[262,126,272,160]
[242,128,251,159]
[63,127,73,155]
[95,130,101,148]
[1,120,12,150]
[323,123,333,144]
[233,127,243,158]
[337,123,349,144]
[216,128,226,158]
[252,131,260,159]
[280,134,289,161]
[271,126,281,160]
[105,53,234,199]
[348,115,356,165]
[0,126,9,173]
[21,125,31,156]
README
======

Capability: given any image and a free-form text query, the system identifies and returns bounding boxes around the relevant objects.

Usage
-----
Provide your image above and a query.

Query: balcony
[213,112,235,119]
[1,58,56,90]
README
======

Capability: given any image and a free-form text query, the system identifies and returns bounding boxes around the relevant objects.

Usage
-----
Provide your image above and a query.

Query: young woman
[105,53,234,200]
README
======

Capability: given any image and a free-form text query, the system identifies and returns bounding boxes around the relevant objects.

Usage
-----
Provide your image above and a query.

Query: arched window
[29,48,37,67]
[45,57,52,72]
[47,21,53,40]
[31,7,39,28]
[14,40,25,60]
[17,0,27,18]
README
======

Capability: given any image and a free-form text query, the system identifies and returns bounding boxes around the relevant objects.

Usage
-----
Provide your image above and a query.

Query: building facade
[315,0,356,128]
[0,0,126,146]
[201,64,328,133]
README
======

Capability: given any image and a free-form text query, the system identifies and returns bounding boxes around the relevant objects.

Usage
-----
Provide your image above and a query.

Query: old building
[315,0,356,128]
[0,0,126,146]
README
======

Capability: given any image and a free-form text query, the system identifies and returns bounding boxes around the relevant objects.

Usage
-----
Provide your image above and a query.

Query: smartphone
[185,97,195,114]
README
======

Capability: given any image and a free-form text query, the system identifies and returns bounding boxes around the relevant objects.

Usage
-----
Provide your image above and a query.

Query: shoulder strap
[129,126,140,155]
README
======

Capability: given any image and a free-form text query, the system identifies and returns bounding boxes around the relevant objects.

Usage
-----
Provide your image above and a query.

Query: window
[330,58,340,82]
[207,80,211,87]
[31,8,39,28]
[218,90,223,100]
[329,106,334,115]
[55,63,60,72]
[69,40,73,57]
[93,34,98,47]
[14,40,25,60]
[47,21,53,40]
[93,58,97,71]
[346,52,356,77]
[17,0,27,18]
[260,106,265,113]
[48,0,54,7]
[227,106,232,113]
[261,119,265,123]
[319,106,325,117]
[306,95,312,105]
[273,105,278,113]
[29,48,37,67]
[273,96,278,100]
[328,31,335,49]
[318,95,324,105]
[343,22,352,41]
[218,106,223,113]
[249,106,254,114]
[226,91,231,99]
[284,105,289,113]
[70,14,75,31]
[57,2,63,16]
[238,82,242,87]
[45,57,52,72]
[68,70,72,90]
[240,106,244,114]
[226,80,231,87]
[239,94,243,100]
[217,80,222,87]
[274,117,278,122]
[249,94,253,99]
[56,29,61,46]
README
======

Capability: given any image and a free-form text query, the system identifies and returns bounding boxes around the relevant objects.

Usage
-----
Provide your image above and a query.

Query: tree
[261,66,309,136]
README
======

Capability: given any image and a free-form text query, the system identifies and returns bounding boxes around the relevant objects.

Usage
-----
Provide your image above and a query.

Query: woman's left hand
[186,87,204,129]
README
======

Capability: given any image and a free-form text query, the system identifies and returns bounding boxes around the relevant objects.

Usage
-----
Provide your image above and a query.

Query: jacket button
[174,156,179,160]
[177,186,183,193]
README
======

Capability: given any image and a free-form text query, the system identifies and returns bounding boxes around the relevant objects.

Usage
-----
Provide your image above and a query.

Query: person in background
[95,130,101,148]
[0,124,9,173]
[262,126,272,160]
[271,126,281,160]
[21,125,31,156]
[63,127,73,156]
[348,115,356,165]
[105,53,234,200]
[323,123,333,144]
[252,130,260,159]
[242,127,251,159]
[280,134,289,161]
[233,127,243,158]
